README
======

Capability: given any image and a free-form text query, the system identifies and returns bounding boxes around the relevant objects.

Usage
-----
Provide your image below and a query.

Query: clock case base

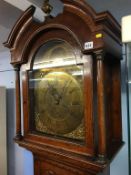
[15,139,123,175]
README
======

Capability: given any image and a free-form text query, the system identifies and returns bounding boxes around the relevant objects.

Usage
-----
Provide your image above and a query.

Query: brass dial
[35,71,84,135]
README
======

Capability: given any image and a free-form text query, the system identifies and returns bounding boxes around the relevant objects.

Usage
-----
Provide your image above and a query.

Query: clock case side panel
[103,54,123,159]
[94,51,123,161]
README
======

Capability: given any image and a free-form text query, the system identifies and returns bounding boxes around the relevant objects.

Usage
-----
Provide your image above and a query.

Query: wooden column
[95,50,107,163]
[14,66,22,140]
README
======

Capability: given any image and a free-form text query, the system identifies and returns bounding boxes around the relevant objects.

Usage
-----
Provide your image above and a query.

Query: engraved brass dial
[35,71,84,135]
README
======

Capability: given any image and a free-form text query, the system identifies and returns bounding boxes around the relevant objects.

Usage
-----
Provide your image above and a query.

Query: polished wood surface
[14,66,22,140]
[95,50,107,161]
[4,0,123,174]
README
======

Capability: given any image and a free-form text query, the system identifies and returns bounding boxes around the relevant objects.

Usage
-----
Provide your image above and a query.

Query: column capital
[13,64,21,71]
[94,50,105,60]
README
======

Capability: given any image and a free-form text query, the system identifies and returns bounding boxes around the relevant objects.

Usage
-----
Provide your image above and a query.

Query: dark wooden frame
[4,0,123,174]
[21,30,95,155]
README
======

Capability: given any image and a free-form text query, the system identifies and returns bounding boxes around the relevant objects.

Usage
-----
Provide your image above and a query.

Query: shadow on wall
[6,89,15,175]
[6,88,25,175]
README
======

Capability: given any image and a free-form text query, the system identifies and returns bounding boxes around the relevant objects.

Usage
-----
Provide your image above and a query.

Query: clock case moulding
[4,0,123,174]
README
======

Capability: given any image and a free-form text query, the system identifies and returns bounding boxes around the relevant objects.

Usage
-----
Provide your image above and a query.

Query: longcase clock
[4,0,123,174]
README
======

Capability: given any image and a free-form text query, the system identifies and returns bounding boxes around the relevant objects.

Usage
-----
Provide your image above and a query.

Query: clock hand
[60,79,72,98]
[47,80,62,104]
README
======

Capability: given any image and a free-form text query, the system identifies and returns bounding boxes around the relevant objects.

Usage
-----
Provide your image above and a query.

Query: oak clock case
[4,0,123,175]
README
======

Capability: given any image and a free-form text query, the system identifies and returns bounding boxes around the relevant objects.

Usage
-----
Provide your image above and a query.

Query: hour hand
[47,81,62,104]
[54,93,62,104]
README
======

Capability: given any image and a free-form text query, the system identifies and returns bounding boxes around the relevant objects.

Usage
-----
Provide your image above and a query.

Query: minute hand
[47,81,62,104]
[61,79,72,97]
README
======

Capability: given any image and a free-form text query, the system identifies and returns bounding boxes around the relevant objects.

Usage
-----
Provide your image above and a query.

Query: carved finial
[41,0,53,15]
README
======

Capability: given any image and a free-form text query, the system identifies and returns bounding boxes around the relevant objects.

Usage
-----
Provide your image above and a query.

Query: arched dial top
[28,40,85,142]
